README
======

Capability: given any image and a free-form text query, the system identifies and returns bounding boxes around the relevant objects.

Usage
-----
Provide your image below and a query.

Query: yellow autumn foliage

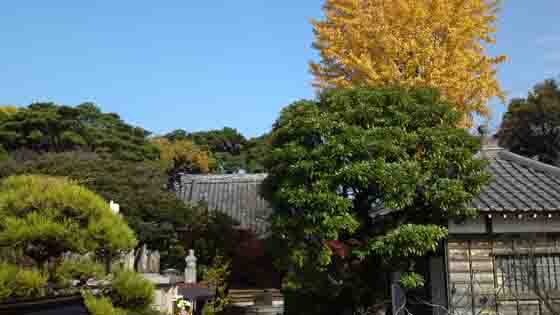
[311,0,506,126]
[152,138,215,174]
[0,106,19,116]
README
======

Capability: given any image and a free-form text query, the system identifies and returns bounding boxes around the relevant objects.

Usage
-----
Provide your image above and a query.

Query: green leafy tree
[165,127,246,173]
[201,256,232,315]
[497,79,560,165]
[187,127,247,155]
[165,128,270,173]
[243,133,271,173]
[0,175,137,270]
[0,175,156,314]
[0,102,159,161]
[0,151,247,272]
[151,137,217,175]
[0,151,190,269]
[180,203,240,273]
[262,87,489,313]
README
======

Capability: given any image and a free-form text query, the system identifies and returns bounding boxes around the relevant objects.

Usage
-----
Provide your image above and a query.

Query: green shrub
[110,271,154,311]
[0,263,48,300]
[0,175,137,269]
[13,268,48,298]
[201,256,232,315]
[84,292,126,315]
[54,258,105,285]
[0,263,17,300]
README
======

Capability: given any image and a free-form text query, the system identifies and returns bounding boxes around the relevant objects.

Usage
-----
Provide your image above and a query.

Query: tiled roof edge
[180,173,268,183]
[498,151,560,178]
[475,144,505,159]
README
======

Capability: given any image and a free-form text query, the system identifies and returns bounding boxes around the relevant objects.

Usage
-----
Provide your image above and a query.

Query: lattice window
[496,254,560,297]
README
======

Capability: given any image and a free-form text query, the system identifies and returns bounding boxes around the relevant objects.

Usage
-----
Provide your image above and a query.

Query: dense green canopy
[0,175,157,314]
[0,102,159,161]
[263,87,489,313]
[497,79,560,166]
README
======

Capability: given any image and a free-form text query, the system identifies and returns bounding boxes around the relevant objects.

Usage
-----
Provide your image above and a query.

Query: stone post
[122,249,135,270]
[185,249,197,284]
[138,244,148,273]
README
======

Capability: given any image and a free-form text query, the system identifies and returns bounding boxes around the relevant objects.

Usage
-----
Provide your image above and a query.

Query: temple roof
[176,174,272,235]
[176,147,560,233]
[472,148,560,212]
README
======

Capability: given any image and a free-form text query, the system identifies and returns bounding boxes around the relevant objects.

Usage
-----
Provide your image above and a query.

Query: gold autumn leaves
[310,0,506,127]
[152,138,215,174]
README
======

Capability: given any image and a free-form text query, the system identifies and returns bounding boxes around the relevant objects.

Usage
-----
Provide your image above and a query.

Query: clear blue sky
[0,1,558,137]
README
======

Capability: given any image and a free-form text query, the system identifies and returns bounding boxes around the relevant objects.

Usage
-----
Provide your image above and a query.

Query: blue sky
[0,1,558,137]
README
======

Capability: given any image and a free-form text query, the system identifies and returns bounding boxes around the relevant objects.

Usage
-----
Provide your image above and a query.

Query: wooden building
[432,143,560,315]
[176,142,560,315]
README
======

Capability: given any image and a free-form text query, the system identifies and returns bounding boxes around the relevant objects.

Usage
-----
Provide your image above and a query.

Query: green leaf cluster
[263,87,490,311]
[0,263,48,300]
[399,272,425,289]
[84,292,126,315]
[497,79,560,165]
[53,258,105,285]
[200,255,232,315]
[110,271,155,312]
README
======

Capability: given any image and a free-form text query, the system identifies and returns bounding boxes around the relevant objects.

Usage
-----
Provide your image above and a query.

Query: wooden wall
[447,237,560,315]
[448,239,496,315]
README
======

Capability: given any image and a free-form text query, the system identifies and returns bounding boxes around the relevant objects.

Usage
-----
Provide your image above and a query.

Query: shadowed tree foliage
[263,87,490,314]
[243,133,271,173]
[0,102,159,161]
[497,79,560,166]
[187,127,247,155]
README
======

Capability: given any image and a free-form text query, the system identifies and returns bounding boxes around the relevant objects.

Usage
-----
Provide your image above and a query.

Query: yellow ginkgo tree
[311,0,506,126]
[152,137,216,175]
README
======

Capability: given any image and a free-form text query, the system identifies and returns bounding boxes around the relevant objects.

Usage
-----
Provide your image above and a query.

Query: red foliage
[324,240,349,259]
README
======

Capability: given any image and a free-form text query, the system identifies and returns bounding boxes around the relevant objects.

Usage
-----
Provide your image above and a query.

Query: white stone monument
[185,249,197,284]
[109,200,120,214]
[122,249,135,270]
[148,250,161,273]
[138,244,149,273]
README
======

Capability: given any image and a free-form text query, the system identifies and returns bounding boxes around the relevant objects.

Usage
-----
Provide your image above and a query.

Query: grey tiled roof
[176,148,560,232]
[177,174,272,235]
[472,148,560,212]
